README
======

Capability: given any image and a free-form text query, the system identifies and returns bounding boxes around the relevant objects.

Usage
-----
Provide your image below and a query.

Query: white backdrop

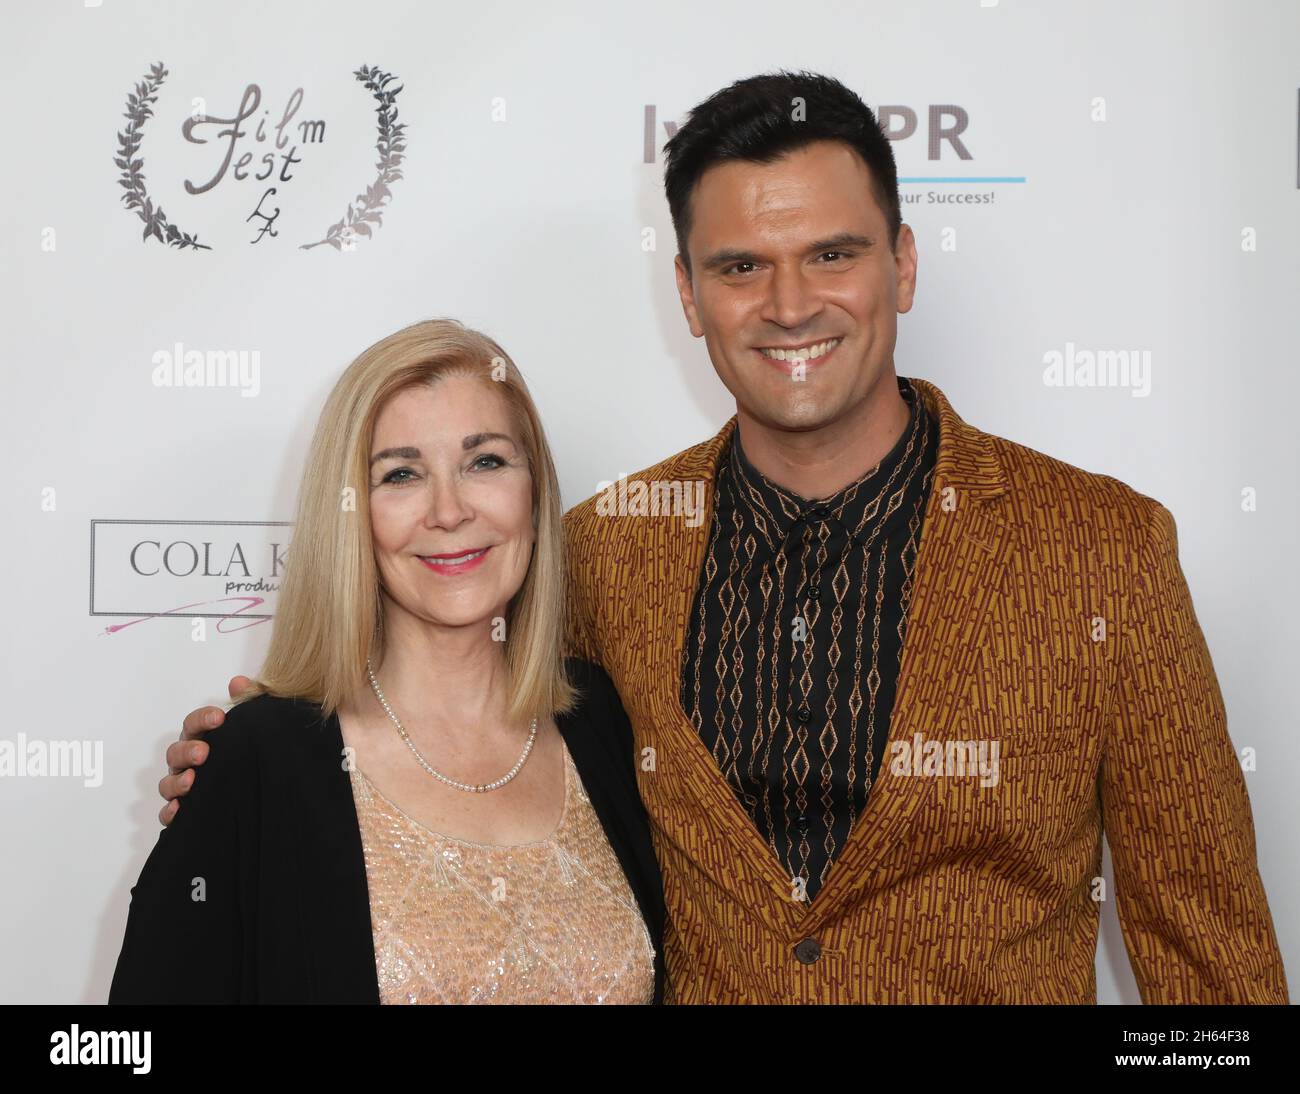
[1,0,1295,1004]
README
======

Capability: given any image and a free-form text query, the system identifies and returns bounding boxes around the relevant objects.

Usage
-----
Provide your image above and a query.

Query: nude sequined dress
[347,740,656,1004]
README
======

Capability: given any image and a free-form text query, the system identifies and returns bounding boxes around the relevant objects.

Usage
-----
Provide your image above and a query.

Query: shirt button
[808,583,820,599]
[796,707,810,723]
[794,937,822,964]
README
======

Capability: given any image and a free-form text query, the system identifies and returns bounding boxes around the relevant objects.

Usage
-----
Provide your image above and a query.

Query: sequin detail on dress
[348,740,656,1004]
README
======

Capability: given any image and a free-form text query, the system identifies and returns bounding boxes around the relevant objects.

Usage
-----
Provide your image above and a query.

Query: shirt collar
[722,376,930,551]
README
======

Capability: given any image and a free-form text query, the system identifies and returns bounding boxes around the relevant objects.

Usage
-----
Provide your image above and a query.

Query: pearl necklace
[365,659,537,793]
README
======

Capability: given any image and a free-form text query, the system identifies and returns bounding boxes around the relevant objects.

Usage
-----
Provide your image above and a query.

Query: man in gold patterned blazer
[558,71,1287,1003]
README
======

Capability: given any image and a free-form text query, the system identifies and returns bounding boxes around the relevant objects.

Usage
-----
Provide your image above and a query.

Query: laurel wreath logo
[115,62,407,252]
[301,64,407,251]
[115,62,210,250]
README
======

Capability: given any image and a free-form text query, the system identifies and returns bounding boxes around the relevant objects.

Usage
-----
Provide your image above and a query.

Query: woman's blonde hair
[238,317,577,724]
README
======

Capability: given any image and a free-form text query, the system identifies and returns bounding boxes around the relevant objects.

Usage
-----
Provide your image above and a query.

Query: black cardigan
[109,657,665,1004]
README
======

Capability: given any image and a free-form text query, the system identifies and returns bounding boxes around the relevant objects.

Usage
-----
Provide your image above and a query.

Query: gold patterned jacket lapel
[634,417,807,919]
[799,377,1014,928]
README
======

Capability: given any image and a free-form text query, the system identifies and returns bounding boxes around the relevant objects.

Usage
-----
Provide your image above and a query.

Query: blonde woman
[110,319,663,1004]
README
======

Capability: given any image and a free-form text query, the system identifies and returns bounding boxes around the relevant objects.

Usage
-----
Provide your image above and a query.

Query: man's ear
[894,223,918,315]
[674,253,705,338]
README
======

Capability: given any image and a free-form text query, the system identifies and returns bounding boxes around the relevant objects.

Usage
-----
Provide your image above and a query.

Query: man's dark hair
[663,70,901,275]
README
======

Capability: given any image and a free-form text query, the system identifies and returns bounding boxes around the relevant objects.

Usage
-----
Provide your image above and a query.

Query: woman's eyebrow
[370,445,421,467]
[369,434,517,466]
[462,432,517,451]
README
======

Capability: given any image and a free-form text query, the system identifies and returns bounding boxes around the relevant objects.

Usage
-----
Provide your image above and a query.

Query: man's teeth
[423,549,486,565]
[758,338,841,362]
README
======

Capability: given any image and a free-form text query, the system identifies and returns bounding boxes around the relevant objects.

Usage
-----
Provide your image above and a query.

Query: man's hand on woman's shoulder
[157,675,255,826]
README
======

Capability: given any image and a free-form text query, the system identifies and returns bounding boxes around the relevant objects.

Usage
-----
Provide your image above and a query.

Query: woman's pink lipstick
[417,546,491,576]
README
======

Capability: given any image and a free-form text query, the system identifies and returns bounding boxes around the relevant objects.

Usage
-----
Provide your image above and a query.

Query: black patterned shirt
[679,376,939,902]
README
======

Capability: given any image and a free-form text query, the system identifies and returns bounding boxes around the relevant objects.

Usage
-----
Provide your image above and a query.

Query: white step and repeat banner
[1,0,1296,1004]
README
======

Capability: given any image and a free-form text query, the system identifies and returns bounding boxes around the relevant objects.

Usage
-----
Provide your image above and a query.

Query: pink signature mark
[100,596,271,635]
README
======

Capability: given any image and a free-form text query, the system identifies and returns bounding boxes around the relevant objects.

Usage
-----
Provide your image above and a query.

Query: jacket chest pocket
[964,638,1113,758]
[934,747,1097,852]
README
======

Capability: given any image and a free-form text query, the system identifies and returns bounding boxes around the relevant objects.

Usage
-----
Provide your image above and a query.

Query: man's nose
[760,264,822,330]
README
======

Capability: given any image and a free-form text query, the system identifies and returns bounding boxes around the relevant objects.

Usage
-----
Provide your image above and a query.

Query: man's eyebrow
[700,232,876,272]
[369,434,518,467]
[700,246,762,273]
[807,232,875,252]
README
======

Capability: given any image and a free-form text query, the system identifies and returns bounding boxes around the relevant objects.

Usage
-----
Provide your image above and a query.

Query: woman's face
[368,375,535,634]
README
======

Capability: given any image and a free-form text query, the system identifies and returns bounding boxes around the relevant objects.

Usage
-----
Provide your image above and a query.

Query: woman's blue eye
[378,455,503,485]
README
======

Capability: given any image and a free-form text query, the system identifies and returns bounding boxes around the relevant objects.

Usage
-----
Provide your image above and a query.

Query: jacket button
[794,937,822,964]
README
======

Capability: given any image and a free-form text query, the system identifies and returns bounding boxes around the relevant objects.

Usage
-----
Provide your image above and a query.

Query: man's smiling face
[674,139,917,434]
